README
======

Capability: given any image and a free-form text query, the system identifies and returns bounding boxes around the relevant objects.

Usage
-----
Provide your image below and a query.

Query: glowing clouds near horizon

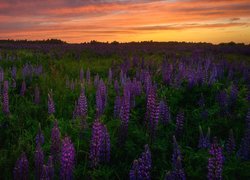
[0,0,250,43]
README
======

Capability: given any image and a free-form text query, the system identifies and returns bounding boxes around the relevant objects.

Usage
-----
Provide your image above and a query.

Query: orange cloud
[0,0,250,43]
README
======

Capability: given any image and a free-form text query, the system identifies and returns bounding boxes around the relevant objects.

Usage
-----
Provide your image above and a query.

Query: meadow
[0,41,249,179]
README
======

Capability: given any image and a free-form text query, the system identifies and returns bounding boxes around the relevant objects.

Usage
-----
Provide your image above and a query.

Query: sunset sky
[0,0,250,44]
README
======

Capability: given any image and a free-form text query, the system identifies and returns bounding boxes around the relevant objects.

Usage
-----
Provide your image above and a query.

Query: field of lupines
[0,41,249,179]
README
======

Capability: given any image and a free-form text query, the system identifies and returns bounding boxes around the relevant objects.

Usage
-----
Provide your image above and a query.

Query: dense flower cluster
[159,100,171,125]
[165,156,186,180]
[207,138,223,180]
[130,145,152,180]
[145,86,159,138]
[60,136,75,180]
[96,79,107,116]
[13,152,29,180]
[40,156,54,180]
[90,120,111,167]
[119,86,131,143]
[73,88,87,119]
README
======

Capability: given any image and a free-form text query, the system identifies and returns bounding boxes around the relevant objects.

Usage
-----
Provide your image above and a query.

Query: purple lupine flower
[20,80,26,96]
[35,123,45,145]
[48,91,55,115]
[169,156,186,180]
[96,90,102,117]
[175,111,184,137]
[90,120,111,167]
[13,152,29,180]
[119,89,130,143]
[145,86,159,138]
[35,143,44,179]
[226,129,235,155]
[149,100,160,139]
[237,111,250,160]
[2,80,10,115]
[207,138,223,180]
[34,85,40,104]
[198,126,210,149]
[95,80,107,116]
[45,156,54,180]
[129,160,139,180]
[172,136,182,169]
[86,68,91,84]
[90,120,103,167]
[159,100,171,125]
[129,144,151,180]
[60,136,75,180]
[77,88,87,118]
[51,120,61,163]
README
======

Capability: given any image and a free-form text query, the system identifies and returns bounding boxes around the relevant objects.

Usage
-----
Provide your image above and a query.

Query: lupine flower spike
[207,137,223,180]
[130,145,152,180]
[60,136,75,180]
[13,152,29,180]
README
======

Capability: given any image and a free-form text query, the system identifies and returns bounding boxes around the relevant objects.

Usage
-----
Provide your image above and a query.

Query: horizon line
[0,38,249,46]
